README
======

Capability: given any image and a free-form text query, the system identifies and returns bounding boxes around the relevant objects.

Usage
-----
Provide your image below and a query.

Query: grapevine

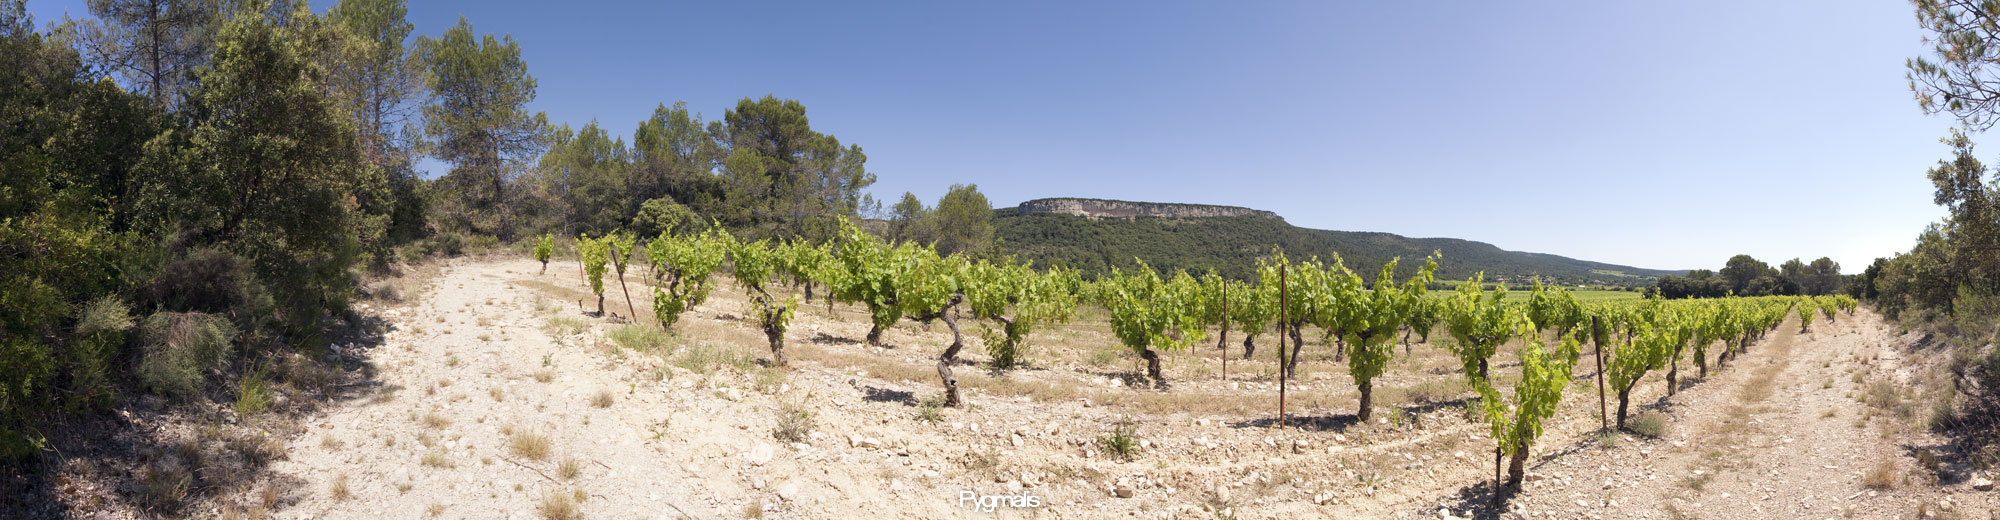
[578,233,610,316]
[648,227,726,328]
[534,233,554,274]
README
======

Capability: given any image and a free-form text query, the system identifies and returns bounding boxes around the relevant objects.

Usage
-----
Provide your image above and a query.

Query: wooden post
[1277,264,1288,429]
[1221,281,1229,381]
[1594,315,1607,432]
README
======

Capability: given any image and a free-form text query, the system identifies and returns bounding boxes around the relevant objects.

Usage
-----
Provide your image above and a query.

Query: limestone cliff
[1015,198,1281,220]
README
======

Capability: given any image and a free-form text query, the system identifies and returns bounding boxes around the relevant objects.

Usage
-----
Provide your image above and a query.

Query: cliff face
[1016,198,1281,220]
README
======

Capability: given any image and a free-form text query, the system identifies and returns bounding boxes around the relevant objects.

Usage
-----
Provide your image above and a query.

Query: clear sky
[26,0,1957,273]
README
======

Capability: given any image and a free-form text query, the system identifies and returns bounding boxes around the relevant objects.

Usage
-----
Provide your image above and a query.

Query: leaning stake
[1594,315,1607,432]
[1277,264,1288,429]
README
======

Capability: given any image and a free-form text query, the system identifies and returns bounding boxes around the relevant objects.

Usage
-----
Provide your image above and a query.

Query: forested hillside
[993,209,1681,286]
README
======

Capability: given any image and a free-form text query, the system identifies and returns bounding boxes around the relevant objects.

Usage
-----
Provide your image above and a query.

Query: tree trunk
[1241,335,1256,360]
[1139,347,1166,390]
[1506,443,1530,489]
[1478,357,1490,381]
[1402,329,1413,356]
[596,294,605,316]
[540,261,548,274]
[1697,345,1708,379]
[866,323,883,346]
[803,282,814,304]
[936,296,966,407]
[1357,379,1374,421]
[1334,337,1347,363]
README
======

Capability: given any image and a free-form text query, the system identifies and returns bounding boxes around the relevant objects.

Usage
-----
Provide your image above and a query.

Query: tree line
[1648,254,1844,299]
[0,0,1002,467]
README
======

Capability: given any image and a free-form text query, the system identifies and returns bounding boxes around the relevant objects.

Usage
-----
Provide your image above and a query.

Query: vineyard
[12,1,2000,518]
[227,219,1969,519]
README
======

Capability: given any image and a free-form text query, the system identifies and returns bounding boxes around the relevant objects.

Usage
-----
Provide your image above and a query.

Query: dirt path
[250,257,1993,520]
[1459,309,1999,520]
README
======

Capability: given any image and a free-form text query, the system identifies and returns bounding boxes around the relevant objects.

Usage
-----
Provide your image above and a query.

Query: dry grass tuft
[329,473,351,501]
[538,489,580,520]
[1863,458,1898,489]
[510,430,552,460]
[591,389,614,408]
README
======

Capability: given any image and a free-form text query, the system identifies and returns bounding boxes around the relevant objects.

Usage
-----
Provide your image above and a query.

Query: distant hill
[993,198,1683,287]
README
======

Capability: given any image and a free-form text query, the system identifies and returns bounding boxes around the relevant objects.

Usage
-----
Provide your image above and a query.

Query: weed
[1088,347,1118,367]
[533,369,554,383]
[546,317,587,337]
[773,402,815,443]
[1099,419,1140,461]
[235,366,272,416]
[916,397,946,424]
[591,389,614,408]
[610,323,670,352]
[1595,429,1620,449]
[1627,411,1669,439]
[422,450,453,468]
[138,463,191,510]
[559,457,583,480]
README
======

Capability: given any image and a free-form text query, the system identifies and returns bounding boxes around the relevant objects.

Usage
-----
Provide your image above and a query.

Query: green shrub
[632,198,698,239]
[464,234,499,253]
[137,248,261,314]
[66,297,133,411]
[137,312,238,401]
[429,233,466,257]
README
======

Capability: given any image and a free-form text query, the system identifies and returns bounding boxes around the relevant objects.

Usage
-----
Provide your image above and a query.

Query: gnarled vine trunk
[1357,379,1374,421]
[866,323,883,346]
[1667,348,1680,397]
[1241,335,1256,360]
[755,292,790,367]
[1139,347,1165,389]
[1284,323,1305,379]
[1616,381,1637,429]
[1506,443,1530,489]
[932,294,967,406]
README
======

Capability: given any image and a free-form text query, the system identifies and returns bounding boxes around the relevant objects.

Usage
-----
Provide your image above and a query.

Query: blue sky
[26,0,1955,273]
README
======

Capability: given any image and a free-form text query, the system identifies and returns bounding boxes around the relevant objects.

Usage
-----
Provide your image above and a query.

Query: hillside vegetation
[994,210,1681,286]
